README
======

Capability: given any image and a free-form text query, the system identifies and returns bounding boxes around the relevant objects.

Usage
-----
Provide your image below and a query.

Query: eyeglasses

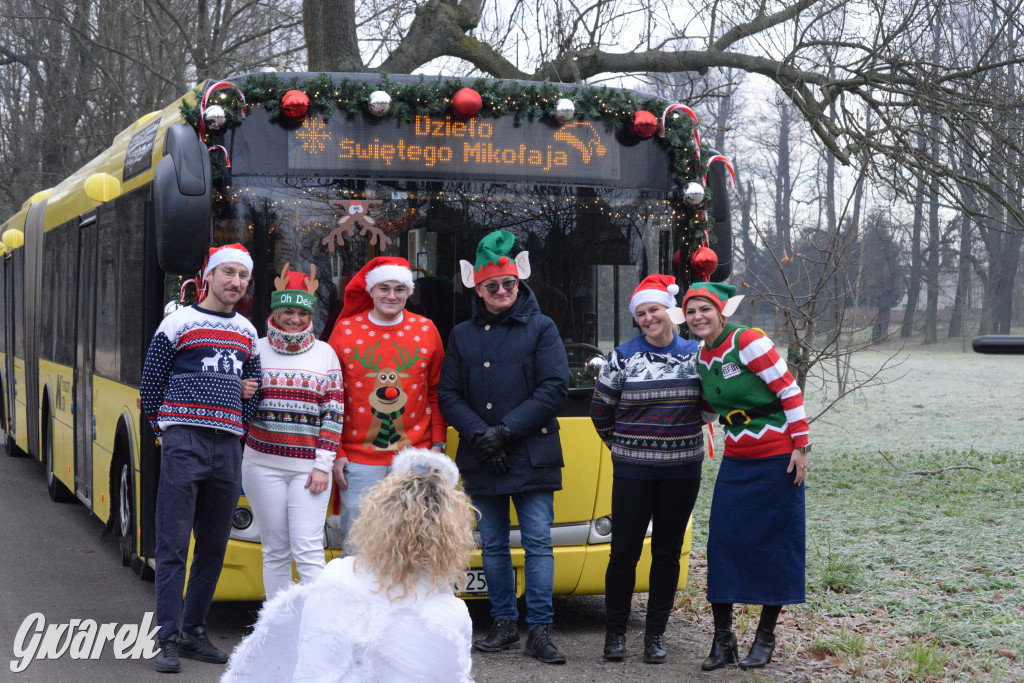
[483,278,518,294]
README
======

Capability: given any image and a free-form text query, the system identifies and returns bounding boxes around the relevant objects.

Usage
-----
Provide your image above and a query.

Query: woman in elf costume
[589,274,705,665]
[241,265,344,599]
[677,281,808,671]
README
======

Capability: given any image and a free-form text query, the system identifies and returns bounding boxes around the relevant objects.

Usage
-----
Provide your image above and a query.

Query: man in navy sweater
[140,244,261,674]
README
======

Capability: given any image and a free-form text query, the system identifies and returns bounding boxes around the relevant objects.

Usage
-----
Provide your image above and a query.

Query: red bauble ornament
[632,110,658,139]
[451,88,483,119]
[690,246,719,279]
[281,90,310,122]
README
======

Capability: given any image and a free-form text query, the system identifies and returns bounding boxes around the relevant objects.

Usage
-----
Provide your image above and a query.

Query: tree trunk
[923,183,940,344]
[900,137,926,338]
[774,104,792,252]
[947,215,971,338]
[304,0,363,72]
[978,228,1024,334]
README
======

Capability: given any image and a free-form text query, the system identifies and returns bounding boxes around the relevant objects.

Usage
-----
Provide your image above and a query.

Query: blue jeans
[337,462,391,556]
[154,426,242,640]
[474,491,555,627]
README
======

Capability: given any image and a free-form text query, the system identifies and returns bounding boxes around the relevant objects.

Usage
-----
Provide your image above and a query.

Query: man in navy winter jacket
[438,230,569,664]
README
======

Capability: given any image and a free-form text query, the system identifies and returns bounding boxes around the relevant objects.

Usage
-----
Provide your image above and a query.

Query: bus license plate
[461,569,489,595]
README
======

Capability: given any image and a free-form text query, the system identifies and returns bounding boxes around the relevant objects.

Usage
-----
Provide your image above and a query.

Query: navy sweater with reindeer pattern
[326,311,447,466]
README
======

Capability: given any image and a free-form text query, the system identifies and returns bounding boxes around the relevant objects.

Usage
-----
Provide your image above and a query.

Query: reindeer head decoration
[271,262,319,313]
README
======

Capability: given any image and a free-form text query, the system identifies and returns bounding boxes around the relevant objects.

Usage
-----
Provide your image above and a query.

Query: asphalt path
[0,442,767,682]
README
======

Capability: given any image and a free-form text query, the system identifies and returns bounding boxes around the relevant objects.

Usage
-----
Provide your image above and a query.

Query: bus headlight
[589,515,613,543]
[232,507,253,530]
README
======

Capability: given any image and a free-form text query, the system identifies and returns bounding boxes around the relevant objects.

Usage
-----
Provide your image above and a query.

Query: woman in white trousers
[241,265,345,598]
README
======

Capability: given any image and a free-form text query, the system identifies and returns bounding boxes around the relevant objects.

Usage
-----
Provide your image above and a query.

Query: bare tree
[0,0,304,217]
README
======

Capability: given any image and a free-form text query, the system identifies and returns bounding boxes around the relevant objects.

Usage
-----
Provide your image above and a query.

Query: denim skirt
[706,454,806,605]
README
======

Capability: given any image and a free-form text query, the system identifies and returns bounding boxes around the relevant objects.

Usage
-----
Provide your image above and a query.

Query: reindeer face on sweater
[367,368,409,413]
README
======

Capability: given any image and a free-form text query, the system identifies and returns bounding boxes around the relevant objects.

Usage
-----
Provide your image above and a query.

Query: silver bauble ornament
[368,90,392,117]
[684,181,705,205]
[164,300,186,317]
[554,98,575,123]
[203,104,227,131]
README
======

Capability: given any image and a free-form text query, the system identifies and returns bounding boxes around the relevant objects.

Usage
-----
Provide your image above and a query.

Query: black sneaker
[472,619,521,652]
[154,635,180,673]
[179,626,228,664]
[524,624,567,664]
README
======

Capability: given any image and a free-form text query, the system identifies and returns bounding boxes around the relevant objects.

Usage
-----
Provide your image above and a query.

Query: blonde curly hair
[349,469,477,600]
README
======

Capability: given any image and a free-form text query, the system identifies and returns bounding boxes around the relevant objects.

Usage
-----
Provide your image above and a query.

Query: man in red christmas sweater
[326,257,447,550]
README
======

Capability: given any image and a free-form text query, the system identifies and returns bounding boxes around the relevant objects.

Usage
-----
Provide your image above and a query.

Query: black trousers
[604,475,701,636]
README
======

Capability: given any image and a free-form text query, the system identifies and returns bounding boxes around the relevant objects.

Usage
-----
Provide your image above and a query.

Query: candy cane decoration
[208,144,231,168]
[199,81,247,139]
[703,155,736,189]
[660,103,701,164]
[179,259,209,303]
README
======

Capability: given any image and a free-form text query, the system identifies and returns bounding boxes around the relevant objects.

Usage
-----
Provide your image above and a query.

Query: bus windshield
[212,177,677,396]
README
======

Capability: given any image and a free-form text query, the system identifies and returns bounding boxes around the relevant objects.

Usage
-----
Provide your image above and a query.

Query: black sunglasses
[483,278,518,294]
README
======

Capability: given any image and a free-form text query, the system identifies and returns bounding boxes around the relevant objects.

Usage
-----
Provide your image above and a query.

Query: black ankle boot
[738,629,776,669]
[603,632,626,661]
[700,629,738,671]
[642,632,666,664]
[472,619,520,652]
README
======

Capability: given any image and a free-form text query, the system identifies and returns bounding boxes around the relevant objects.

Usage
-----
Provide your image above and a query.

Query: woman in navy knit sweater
[589,274,705,665]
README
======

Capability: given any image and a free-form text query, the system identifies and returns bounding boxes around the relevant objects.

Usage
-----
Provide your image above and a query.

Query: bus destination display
[288,115,621,181]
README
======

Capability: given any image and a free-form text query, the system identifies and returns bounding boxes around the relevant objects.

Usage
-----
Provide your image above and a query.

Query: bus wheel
[44,410,74,502]
[115,454,153,580]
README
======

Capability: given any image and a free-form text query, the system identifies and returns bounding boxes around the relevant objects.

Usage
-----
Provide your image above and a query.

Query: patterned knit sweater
[141,304,260,437]
[327,311,447,466]
[698,323,809,458]
[243,329,345,474]
[590,334,705,476]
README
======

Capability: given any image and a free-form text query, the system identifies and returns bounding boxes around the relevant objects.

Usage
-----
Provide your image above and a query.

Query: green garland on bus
[179,73,716,255]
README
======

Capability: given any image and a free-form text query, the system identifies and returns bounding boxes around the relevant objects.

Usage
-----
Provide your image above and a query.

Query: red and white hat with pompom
[339,256,415,318]
[204,243,253,278]
[629,274,679,319]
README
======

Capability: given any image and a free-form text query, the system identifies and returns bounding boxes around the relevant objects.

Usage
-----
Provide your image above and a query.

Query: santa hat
[629,274,680,319]
[271,264,317,313]
[339,256,415,318]
[673,281,743,324]
[204,243,253,279]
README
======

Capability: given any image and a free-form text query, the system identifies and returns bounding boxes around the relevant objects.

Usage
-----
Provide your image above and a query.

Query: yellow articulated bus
[0,73,732,600]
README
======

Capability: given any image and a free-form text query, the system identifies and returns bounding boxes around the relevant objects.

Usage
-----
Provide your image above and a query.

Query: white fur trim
[204,247,253,277]
[392,447,459,487]
[629,290,677,319]
[365,264,415,293]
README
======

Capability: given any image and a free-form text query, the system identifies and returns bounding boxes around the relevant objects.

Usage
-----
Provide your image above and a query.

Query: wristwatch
[801,444,812,454]
[432,441,448,452]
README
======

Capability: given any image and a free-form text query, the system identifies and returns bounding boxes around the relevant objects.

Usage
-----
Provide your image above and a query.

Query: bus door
[73,213,98,504]
[2,255,13,441]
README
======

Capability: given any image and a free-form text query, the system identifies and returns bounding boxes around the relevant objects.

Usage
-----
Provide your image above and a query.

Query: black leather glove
[485,450,510,475]
[472,423,513,455]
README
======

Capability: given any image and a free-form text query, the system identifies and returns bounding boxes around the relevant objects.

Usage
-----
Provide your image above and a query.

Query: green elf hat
[459,229,532,287]
[271,263,318,313]
[671,281,743,324]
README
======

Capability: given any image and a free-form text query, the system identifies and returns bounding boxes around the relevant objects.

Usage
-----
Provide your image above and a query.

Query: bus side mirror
[153,123,212,275]
[704,152,733,282]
